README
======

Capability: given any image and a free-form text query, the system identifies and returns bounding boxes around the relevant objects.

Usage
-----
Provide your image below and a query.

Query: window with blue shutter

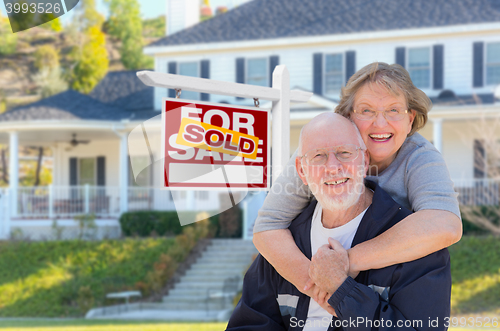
[324,53,343,95]
[433,45,444,90]
[345,51,356,84]
[408,47,431,89]
[236,58,245,100]
[167,62,177,98]
[395,47,405,68]
[486,42,500,86]
[178,62,199,100]
[473,42,484,88]
[269,56,279,86]
[201,60,210,101]
[313,53,323,95]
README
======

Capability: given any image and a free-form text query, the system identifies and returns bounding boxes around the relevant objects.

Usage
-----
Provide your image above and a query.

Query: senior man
[226,113,451,331]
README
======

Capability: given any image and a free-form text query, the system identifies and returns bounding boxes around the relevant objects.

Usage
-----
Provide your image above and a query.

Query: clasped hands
[304,238,355,316]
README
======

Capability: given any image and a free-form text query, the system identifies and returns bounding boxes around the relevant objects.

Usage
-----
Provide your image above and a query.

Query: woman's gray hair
[334,62,432,136]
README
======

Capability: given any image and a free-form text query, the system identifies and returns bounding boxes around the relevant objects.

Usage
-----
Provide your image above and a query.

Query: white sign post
[137,65,312,185]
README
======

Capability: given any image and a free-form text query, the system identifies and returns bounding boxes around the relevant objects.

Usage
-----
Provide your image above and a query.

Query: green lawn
[0,320,227,330]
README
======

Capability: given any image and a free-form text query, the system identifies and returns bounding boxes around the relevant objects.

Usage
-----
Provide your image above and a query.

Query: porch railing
[453,178,500,206]
[11,185,221,219]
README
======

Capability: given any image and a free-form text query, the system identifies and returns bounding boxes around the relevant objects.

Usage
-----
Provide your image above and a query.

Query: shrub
[119,209,242,238]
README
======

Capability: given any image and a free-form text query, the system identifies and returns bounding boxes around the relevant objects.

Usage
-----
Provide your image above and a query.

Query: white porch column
[432,118,443,153]
[9,132,19,221]
[120,133,129,213]
[271,65,290,183]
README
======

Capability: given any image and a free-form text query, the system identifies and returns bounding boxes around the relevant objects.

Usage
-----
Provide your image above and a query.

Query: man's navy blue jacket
[227,181,451,331]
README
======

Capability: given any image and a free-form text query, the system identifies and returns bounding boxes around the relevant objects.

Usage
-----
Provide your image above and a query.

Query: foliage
[104,0,152,69]
[32,66,68,98]
[74,214,98,240]
[449,235,500,315]
[461,206,498,235]
[218,205,242,238]
[142,15,165,38]
[0,13,18,55]
[40,17,63,32]
[119,208,243,238]
[74,0,105,32]
[33,45,60,71]
[69,26,109,94]
[0,238,174,317]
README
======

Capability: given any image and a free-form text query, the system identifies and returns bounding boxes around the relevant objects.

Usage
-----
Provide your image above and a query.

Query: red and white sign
[162,98,270,190]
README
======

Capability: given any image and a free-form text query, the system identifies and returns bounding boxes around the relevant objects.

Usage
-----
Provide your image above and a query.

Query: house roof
[89,70,154,112]
[149,0,500,48]
[430,92,497,106]
[0,90,131,122]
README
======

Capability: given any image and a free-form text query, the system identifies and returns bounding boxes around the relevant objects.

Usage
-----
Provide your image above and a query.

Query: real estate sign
[162,98,270,190]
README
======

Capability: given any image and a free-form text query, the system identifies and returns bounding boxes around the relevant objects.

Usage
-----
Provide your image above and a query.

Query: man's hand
[309,238,349,294]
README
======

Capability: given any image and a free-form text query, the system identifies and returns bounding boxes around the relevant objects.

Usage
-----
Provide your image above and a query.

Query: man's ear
[295,157,309,186]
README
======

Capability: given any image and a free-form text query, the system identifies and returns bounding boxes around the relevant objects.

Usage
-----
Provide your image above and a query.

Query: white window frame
[323,53,344,96]
[178,61,200,100]
[485,42,500,86]
[246,57,269,87]
[407,47,432,89]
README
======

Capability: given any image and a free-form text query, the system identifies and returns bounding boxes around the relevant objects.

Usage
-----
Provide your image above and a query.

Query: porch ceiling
[0,124,128,146]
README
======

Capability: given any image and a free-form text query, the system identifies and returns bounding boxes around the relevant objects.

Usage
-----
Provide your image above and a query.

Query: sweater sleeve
[253,149,312,233]
[405,146,461,219]
[328,249,451,331]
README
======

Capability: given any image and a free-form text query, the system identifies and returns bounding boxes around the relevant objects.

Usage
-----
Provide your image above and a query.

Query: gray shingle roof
[0,90,131,122]
[89,70,154,112]
[149,0,500,47]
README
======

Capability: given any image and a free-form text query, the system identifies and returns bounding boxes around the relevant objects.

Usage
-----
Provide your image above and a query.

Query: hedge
[119,206,242,238]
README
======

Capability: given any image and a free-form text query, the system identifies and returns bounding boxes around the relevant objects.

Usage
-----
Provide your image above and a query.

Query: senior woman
[252,62,462,306]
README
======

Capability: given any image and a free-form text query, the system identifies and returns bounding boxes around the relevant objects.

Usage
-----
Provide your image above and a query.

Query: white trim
[144,22,500,56]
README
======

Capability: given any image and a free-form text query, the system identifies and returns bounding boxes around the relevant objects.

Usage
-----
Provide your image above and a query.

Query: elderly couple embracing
[226,62,462,331]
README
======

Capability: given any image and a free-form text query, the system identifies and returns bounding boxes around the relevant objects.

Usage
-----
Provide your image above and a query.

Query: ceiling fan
[66,133,90,150]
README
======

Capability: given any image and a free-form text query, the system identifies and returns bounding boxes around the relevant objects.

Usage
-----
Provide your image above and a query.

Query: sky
[1,0,252,24]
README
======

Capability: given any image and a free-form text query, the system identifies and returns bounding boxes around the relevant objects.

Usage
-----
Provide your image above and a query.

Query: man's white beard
[306,166,365,212]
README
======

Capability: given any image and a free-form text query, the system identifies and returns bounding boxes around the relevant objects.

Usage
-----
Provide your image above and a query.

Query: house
[1,0,500,239]
[145,0,500,203]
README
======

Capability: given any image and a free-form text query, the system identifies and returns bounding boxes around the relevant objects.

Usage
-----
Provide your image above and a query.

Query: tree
[70,26,109,94]
[68,0,108,94]
[105,0,153,69]
[458,115,500,236]
[0,11,17,55]
[32,66,68,97]
[33,45,60,71]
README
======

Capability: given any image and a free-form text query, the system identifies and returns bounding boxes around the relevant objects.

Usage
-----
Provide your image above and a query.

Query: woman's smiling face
[351,82,415,172]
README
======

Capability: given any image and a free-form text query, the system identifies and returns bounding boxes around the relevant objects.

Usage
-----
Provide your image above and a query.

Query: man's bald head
[298,113,365,155]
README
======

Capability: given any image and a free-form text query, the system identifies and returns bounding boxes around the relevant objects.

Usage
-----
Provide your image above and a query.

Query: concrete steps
[162,238,257,311]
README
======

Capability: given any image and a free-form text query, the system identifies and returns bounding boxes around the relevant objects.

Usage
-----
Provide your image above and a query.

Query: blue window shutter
[97,156,105,186]
[433,45,444,90]
[395,47,405,68]
[201,60,210,101]
[313,53,323,95]
[345,51,356,84]
[474,139,485,178]
[236,58,245,100]
[473,42,484,88]
[269,56,279,87]
[168,62,177,98]
[69,157,77,186]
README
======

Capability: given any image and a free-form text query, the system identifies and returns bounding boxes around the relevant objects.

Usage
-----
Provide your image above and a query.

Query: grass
[0,239,174,317]
[0,320,227,330]
[449,235,500,315]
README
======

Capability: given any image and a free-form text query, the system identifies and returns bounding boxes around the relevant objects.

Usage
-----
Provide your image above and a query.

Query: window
[486,42,500,86]
[408,47,431,89]
[79,158,95,185]
[179,62,199,100]
[247,58,268,87]
[324,53,344,94]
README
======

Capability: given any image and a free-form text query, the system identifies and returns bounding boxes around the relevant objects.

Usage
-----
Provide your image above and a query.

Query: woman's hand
[304,279,330,305]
